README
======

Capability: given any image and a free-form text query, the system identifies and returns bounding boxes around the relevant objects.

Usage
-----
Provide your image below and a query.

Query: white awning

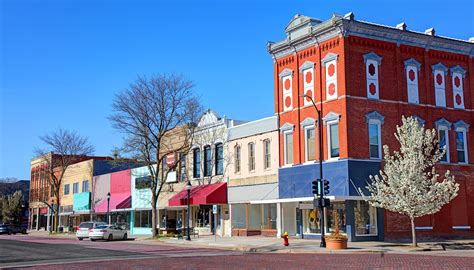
[228,183,278,203]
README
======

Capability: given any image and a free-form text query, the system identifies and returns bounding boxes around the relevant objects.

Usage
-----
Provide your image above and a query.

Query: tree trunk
[151,196,158,238]
[54,193,60,233]
[410,216,417,247]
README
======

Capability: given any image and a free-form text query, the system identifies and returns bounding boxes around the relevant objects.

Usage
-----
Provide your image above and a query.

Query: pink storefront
[94,169,132,229]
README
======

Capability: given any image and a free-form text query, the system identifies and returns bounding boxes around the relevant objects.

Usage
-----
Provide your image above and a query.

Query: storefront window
[262,204,277,230]
[196,207,210,228]
[248,204,261,230]
[326,202,346,234]
[354,201,377,235]
[231,204,246,229]
[303,207,321,234]
[134,210,152,228]
[111,212,131,230]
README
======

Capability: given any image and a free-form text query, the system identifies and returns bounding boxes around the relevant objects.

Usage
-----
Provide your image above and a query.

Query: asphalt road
[1,235,474,270]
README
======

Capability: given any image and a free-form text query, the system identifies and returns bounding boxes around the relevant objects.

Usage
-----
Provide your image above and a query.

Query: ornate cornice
[301,117,316,127]
[280,123,295,133]
[454,120,470,131]
[450,65,467,77]
[365,111,384,124]
[299,61,315,72]
[404,58,422,70]
[431,63,448,74]
[322,112,340,124]
[321,52,338,66]
[363,52,382,64]
[279,68,294,79]
[268,15,474,60]
[435,118,452,129]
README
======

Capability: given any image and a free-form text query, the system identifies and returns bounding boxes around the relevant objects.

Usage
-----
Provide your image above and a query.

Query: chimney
[424,27,435,36]
[396,22,407,31]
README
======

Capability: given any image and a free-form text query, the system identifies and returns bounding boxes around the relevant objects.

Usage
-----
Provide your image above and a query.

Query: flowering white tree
[360,116,459,247]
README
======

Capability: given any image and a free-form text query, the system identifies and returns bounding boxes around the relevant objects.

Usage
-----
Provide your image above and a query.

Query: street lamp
[107,192,111,225]
[185,181,192,241]
[300,93,326,248]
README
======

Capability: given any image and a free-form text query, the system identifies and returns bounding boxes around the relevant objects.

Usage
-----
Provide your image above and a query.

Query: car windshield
[79,223,93,228]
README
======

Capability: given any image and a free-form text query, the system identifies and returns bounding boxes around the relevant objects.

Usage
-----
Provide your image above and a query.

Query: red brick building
[268,13,473,241]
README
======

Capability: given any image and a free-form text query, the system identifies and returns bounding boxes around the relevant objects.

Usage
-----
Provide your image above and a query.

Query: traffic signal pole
[317,108,326,248]
[303,93,326,248]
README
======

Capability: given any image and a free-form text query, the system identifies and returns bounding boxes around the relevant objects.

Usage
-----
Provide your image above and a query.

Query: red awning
[94,193,131,213]
[168,182,227,206]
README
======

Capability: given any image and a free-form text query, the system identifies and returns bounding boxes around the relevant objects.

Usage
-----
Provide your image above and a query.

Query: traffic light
[323,179,330,195]
[312,179,320,195]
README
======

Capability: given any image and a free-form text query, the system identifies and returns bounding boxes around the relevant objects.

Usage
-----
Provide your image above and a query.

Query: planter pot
[326,238,348,250]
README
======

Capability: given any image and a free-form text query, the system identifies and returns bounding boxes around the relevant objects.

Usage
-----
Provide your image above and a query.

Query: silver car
[76,222,107,240]
[89,225,127,241]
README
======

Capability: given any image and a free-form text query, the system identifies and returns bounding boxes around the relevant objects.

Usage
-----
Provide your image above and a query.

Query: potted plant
[325,211,348,250]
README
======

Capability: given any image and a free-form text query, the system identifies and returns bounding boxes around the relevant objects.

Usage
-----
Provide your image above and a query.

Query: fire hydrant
[281,232,289,246]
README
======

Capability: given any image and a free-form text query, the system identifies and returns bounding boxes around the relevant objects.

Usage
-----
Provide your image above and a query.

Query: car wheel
[22,229,27,234]
[90,238,96,242]
[78,238,83,241]
[7,231,11,235]
[123,233,127,240]
[107,234,113,241]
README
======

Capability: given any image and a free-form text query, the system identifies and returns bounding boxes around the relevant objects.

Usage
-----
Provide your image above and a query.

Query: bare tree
[35,128,95,232]
[109,73,201,237]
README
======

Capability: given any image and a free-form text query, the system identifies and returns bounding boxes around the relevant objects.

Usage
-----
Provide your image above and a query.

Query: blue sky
[1,0,473,180]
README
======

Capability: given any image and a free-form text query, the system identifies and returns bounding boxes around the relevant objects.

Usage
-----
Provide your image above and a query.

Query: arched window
[234,145,241,173]
[193,148,201,178]
[215,143,223,175]
[263,139,271,169]
[204,146,212,177]
[248,143,255,171]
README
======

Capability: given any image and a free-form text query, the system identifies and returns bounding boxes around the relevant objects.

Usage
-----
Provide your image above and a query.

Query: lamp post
[107,192,111,225]
[300,94,326,248]
[185,181,192,241]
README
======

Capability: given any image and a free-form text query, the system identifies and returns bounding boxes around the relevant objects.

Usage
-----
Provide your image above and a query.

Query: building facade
[168,109,245,236]
[57,158,139,231]
[268,13,474,241]
[227,116,280,237]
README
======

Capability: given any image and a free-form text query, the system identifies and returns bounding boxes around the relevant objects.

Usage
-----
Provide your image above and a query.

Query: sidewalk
[156,235,474,257]
[26,230,474,257]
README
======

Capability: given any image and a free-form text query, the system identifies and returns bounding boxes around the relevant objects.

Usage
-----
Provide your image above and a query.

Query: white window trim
[234,144,241,174]
[304,124,316,162]
[415,226,433,230]
[263,139,271,170]
[437,126,450,163]
[368,119,382,160]
[283,130,294,166]
[192,147,201,179]
[326,120,339,160]
[248,142,256,172]
[452,225,471,230]
[455,127,468,164]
